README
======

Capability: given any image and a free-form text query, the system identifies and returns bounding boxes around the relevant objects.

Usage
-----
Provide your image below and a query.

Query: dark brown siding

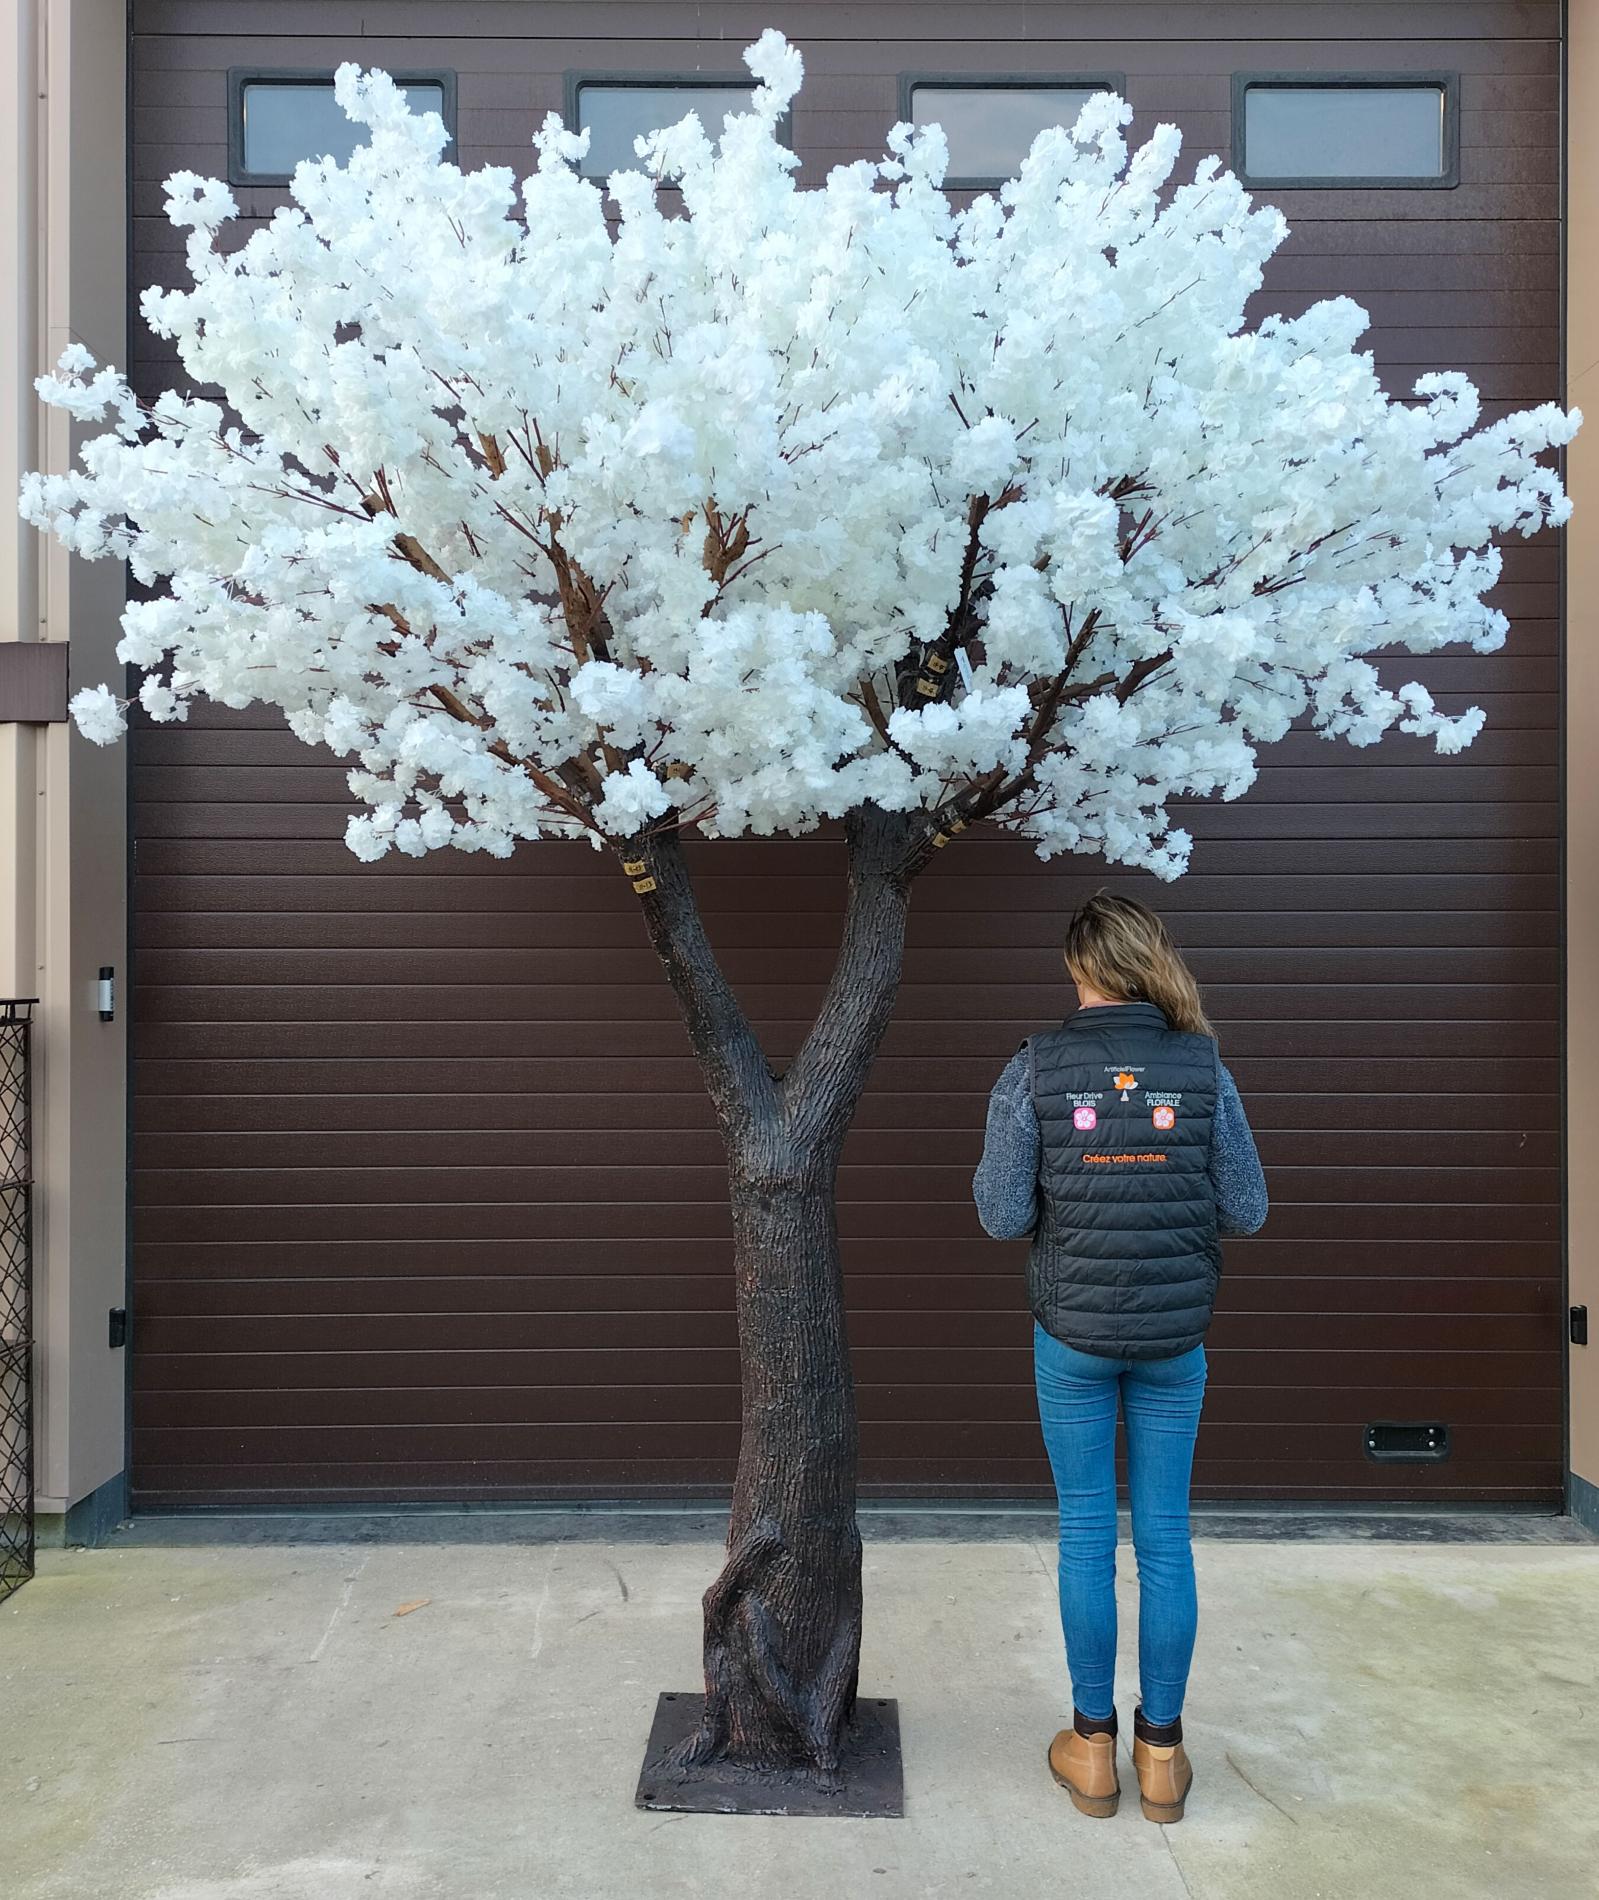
[128,0,1565,1505]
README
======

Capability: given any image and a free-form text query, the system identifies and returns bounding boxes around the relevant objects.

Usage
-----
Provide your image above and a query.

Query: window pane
[1242,85,1445,180]
[909,85,1101,180]
[577,83,756,178]
[241,81,447,177]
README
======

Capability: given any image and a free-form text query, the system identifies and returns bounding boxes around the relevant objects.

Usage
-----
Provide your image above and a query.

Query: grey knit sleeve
[972,1048,1041,1241]
[1212,1063,1268,1237]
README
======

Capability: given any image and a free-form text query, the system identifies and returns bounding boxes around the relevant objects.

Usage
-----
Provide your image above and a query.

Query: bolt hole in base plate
[634,1692,904,1818]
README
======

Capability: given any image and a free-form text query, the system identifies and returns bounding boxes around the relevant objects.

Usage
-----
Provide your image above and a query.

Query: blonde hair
[1063,891,1216,1040]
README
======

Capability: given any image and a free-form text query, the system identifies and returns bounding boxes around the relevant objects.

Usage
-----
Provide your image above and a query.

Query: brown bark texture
[629,806,921,1776]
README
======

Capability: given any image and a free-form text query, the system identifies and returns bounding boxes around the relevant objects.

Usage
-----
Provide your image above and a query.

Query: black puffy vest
[1026,1001,1221,1361]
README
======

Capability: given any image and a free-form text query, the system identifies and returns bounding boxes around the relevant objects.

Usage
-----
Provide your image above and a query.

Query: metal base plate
[634,1692,904,1818]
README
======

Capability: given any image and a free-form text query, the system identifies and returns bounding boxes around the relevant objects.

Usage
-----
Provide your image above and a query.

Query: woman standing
[974,892,1267,1824]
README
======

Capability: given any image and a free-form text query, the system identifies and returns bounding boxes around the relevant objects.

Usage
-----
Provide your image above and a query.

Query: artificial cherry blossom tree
[22,32,1577,1780]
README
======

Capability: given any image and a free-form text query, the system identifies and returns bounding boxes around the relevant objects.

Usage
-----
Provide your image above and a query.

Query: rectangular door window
[573,81,758,180]
[1233,76,1456,187]
[902,79,1121,188]
[230,71,454,186]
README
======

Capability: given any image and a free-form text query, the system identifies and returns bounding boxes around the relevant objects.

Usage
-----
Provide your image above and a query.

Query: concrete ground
[3,1516,1597,1900]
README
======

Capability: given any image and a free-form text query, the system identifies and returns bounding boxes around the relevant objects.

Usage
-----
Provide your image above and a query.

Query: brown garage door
[128,0,1565,1507]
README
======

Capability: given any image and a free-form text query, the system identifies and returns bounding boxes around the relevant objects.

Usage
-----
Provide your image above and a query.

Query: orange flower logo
[1114,1072,1137,1091]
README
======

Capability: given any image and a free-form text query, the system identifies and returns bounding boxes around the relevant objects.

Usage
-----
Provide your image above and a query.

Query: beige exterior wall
[1569,1,1599,1506]
[1,0,128,1520]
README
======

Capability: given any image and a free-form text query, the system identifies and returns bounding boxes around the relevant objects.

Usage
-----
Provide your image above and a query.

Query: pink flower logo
[1073,1106,1097,1131]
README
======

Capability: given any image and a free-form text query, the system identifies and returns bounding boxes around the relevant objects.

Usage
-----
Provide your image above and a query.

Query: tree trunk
[628,806,920,1779]
[687,1152,863,1774]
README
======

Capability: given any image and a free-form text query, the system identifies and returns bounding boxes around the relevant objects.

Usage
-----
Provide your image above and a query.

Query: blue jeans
[1033,1321,1207,1728]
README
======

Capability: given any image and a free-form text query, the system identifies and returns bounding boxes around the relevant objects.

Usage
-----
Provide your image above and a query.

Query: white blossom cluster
[21,33,1578,876]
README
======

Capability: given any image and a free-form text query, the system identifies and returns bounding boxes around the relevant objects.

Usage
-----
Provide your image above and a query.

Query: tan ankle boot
[1048,1713,1121,1818]
[1131,1710,1192,1823]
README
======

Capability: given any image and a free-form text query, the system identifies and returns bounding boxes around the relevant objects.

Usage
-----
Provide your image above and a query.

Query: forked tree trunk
[629,806,921,1777]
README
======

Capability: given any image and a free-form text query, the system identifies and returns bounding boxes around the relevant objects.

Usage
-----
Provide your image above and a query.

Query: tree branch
[626,829,778,1134]
[368,603,597,828]
[920,612,1171,840]
[898,490,1008,710]
[782,806,918,1154]
[1115,648,1173,703]
[856,675,893,746]
[392,531,450,584]
[935,608,1109,834]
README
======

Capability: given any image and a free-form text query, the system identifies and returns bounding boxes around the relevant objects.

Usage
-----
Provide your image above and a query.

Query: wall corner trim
[1566,1469,1599,1540]
[47,1470,130,1548]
